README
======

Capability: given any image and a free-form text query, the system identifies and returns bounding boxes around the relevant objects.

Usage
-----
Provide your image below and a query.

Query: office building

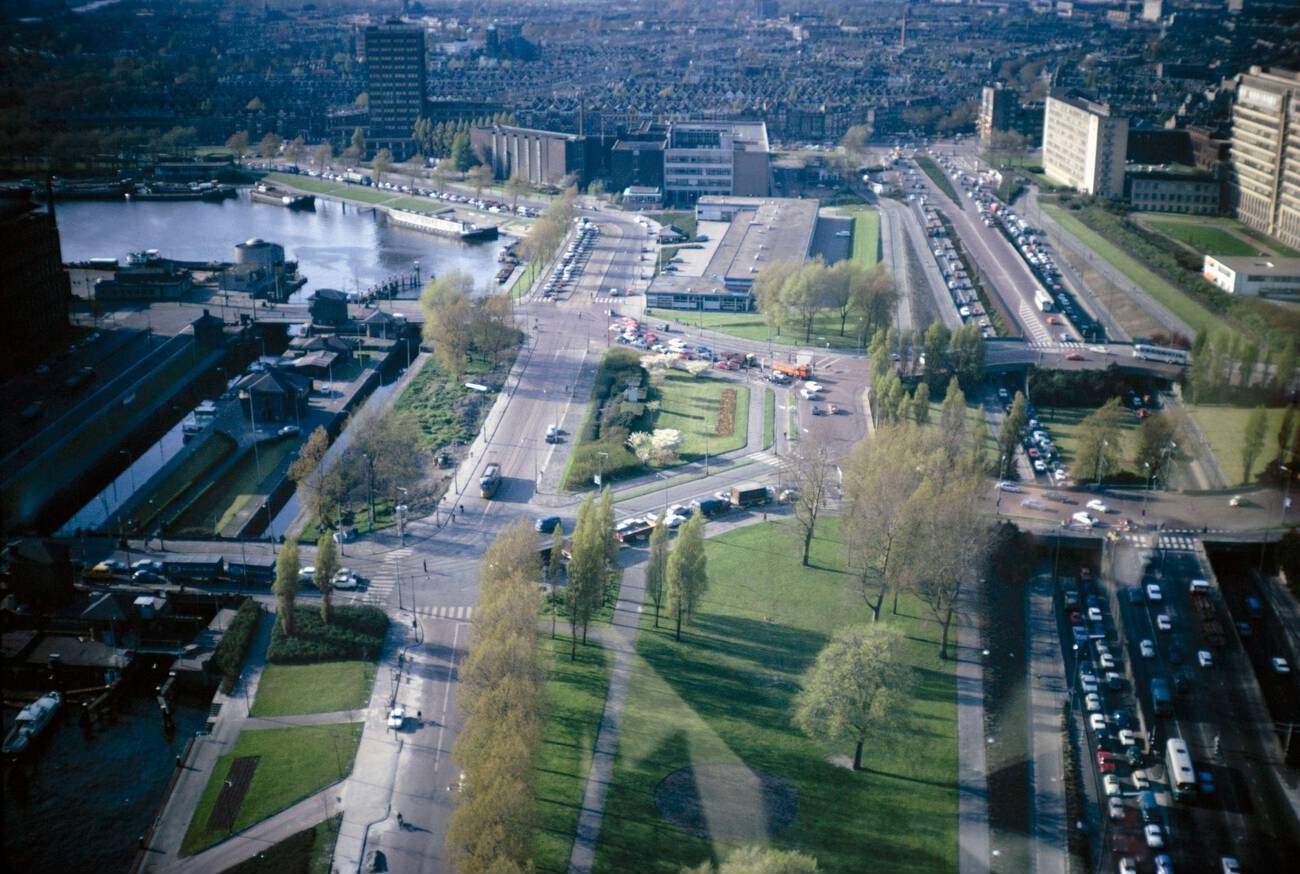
[0,191,71,377]
[978,85,1016,145]
[1041,93,1128,198]
[363,20,427,160]
[661,121,770,206]
[1203,255,1300,297]
[1227,67,1300,251]
[1126,168,1220,214]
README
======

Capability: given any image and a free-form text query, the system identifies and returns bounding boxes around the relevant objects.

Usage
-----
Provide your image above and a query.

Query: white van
[1072,512,1097,528]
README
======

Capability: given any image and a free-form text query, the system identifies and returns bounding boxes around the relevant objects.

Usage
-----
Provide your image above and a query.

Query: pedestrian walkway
[1027,573,1067,874]
[955,575,991,874]
[566,562,648,874]
[414,604,475,621]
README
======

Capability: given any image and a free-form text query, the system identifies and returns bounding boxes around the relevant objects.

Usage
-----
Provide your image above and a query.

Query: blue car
[535,516,562,534]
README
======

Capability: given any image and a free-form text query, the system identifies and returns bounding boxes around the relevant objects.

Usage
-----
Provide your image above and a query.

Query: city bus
[1132,344,1191,367]
[1165,737,1196,800]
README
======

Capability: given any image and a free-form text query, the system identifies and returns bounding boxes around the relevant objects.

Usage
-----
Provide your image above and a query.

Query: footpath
[1027,573,1068,874]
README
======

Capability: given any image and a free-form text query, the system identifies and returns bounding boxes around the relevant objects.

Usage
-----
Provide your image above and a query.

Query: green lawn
[1185,405,1290,485]
[643,309,869,350]
[592,519,958,874]
[652,372,750,457]
[834,205,881,266]
[251,661,377,717]
[181,723,363,856]
[394,353,506,449]
[763,388,776,450]
[654,210,698,240]
[534,634,612,873]
[916,155,960,204]
[510,259,541,298]
[920,400,999,459]
[217,814,341,874]
[1141,218,1262,258]
[1041,203,1230,343]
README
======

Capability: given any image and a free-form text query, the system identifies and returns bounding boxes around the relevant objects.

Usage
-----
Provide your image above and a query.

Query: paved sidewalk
[566,562,648,874]
[1027,573,1068,874]
[168,785,342,874]
[956,575,991,874]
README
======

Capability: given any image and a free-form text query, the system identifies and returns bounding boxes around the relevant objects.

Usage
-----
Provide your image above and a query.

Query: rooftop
[1205,255,1300,274]
[702,198,820,286]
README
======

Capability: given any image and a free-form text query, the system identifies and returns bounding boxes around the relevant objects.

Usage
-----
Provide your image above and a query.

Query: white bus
[1165,737,1196,800]
[1132,344,1190,367]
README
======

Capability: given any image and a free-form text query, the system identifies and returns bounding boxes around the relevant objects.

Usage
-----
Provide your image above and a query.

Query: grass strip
[251,661,377,717]
[763,387,776,450]
[916,155,960,204]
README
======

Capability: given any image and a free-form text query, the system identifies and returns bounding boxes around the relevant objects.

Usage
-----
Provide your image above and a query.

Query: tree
[548,523,566,638]
[841,124,873,156]
[922,322,951,389]
[289,426,335,525]
[753,259,802,337]
[226,130,250,164]
[420,270,477,378]
[273,541,299,636]
[450,130,476,171]
[372,147,392,183]
[784,432,833,566]
[467,164,492,197]
[911,382,931,424]
[284,136,306,166]
[938,377,968,464]
[344,127,365,165]
[997,391,1028,478]
[946,323,986,389]
[469,293,521,366]
[1075,398,1126,484]
[645,510,669,628]
[597,486,620,606]
[793,624,913,770]
[257,132,282,158]
[685,845,820,874]
[316,531,338,624]
[1278,405,1297,465]
[852,265,896,342]
[505,173,529,209]
[245,96,264,112]
[565,495,603,656]
[586,178,606,197]
[1133,412,1179,479]
[314,141,333,173]
[666,513,708,641]
[1242,406,1268,485]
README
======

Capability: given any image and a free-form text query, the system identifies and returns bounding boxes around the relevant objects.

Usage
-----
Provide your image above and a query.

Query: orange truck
[772,361,812,380]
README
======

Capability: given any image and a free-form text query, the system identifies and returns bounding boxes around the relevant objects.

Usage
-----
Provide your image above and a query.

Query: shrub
[268,604,389,663]
[212,598,262,693]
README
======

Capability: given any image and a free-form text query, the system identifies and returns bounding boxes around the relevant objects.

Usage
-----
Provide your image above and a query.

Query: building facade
[1042,93,1128,198]
[1203,255,1300,297]
[1126,169,1220,214]
[470,124,610,187]
[0,193,70,377]
[661,121,770,206]
[978,85,1016,145]
[364,21,427,161]
[1227,67,1300,251]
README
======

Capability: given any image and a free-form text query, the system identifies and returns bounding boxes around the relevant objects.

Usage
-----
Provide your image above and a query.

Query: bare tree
[782,431,834,567]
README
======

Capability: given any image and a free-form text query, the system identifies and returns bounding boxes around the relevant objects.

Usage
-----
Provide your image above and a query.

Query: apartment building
[1227,67,1300,251]
[978,85,1016,145]
[363,20,427,160]
[1041,93,1128,198]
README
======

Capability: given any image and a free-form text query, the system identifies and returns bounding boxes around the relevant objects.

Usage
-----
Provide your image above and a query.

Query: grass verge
[644,310,867,350]
[764,388,776,450]
[916,155,960,204]
[653,372,750,457]
[534,633,612,873]
[1185,404,1291,485]
[1035,406,1139,479]
[180,723,362,856]
[1141,218,1262,258]
[592,519,957,874]
[251,661,377,717]
[834,204,881,266]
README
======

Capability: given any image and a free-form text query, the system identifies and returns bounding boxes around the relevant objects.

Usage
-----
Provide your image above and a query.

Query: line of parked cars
[542,219,599,299]
[303,169,541,218]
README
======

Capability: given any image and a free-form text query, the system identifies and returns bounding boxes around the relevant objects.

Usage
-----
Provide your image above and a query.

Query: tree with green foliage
[450,130,475,171]
[997,391,1028,478]
[371,147,392,183]
[257,132,282,158]
[1242,406,1268,485]
[970,417,990,470]
[597,487,620,606]
[685,845,820,874]
[316,531,338,624]
[1274,339,1297,395]
[793,624,913,771]
[289,425,335,529]
[273,541,299,636]
[1075,398,1126,485]
[946,322,986,389]
[938,377,968,463]
[666,512,708,641]
[1278,405,1297,465]
[225,130,250,164]
[419,270,477,378]
[314,141,332,173]
[645,511,669,629]
[467,163,492,197]
[911,382,931,424]
[923,321,951,389]
[565,495,603,655]
[1134,412,1179,481]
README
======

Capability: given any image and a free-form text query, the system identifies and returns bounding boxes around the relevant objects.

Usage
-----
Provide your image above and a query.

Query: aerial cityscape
[3,1,1300,873]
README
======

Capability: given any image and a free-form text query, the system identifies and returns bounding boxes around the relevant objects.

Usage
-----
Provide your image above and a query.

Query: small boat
[3,691,62,756]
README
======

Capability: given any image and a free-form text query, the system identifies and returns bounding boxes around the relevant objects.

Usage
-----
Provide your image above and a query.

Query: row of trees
[870,372,991,476]
[418,270,524,380]
[519,184,578,266]
[644,510,711,640]
[841,422,991,658]
[868,322,986,393]
[269,534,341,636]
[754,259,896,344]
[412,113,516,163]
[445,522,545,874]
[562,489,621,656]
[1186,331,1297,405]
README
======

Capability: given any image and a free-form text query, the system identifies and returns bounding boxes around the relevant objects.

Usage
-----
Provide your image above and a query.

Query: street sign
[593,474,602,485]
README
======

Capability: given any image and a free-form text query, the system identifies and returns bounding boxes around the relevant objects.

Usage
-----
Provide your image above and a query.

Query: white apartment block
[1228,67,1300,251]
[1042,94,1128,198]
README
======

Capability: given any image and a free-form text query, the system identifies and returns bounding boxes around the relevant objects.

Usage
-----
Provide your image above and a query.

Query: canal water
[55,189,506,301]
[3,694,207,872]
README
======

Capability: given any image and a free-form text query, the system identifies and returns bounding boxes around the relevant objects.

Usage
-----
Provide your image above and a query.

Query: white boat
[3,691,62,756]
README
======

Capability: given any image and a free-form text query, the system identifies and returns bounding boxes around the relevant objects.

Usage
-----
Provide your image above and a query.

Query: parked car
[996,481,1021,492]
[1273,657,1291,674]
[1107,796,1125,821]
[1103,774,1121,797]
[1140,639,1155,659]
[535,516,562,534]
[1156,614,1173,632]
[387,705,406,729]
[1144,823,1164,849]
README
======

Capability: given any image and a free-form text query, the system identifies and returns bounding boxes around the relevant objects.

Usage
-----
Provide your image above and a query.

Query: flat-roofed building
[1042,93,1128,198]
[978,84,1016,145]
[645,196,823,311]
[364,20,427,161]
[470,124,610,187]
[1227,67,1300,251]
[662,121,770,206]
[1203,255,1300,297]
[1126,167,1220,214]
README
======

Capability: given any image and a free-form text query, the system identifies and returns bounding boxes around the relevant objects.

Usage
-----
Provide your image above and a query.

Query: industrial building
[609,121,770,207]
[1227,67,1300,252]
[470,124,612,187]
[1125,167,1221,214]
[645,196,826,311]
[1042,93,1128,198]
[1203,255,1300,297]
[363,20,427,161]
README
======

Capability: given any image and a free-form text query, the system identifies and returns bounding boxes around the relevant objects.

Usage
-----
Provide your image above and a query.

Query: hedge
[268,605,389,664]
[562,348,649,490]
[213,598,263,694]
